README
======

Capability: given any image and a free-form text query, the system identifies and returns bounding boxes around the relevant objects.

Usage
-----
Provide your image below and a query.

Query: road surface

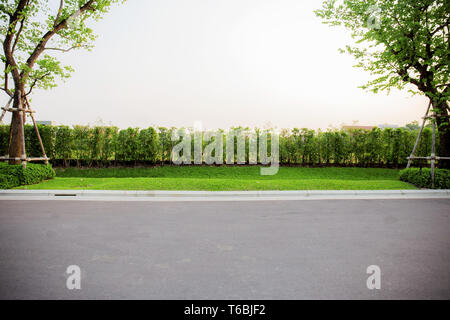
[0,199,449,299]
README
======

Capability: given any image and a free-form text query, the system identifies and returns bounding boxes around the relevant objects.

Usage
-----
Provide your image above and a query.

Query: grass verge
[16,166,415,190]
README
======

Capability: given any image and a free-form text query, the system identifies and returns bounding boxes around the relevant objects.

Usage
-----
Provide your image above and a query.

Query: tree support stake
[406,100,446,189]
[0,97,50,166]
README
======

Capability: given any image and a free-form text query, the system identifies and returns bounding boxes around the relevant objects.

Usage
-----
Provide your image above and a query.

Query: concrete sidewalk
[1,189,449,201]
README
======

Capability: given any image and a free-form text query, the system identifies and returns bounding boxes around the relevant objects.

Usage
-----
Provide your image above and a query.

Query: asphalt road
[0,199,449,299]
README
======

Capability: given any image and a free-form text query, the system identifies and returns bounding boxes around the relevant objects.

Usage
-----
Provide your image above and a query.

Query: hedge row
[0,125,435,167]
[0,162,55,189]
[399,168,450,189]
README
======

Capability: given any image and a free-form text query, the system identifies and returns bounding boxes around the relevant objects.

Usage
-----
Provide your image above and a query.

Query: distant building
[342,125,375,131]
[36,121,56,126]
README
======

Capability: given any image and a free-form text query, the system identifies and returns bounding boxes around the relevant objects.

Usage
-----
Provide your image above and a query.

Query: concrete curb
[1,189,449,201]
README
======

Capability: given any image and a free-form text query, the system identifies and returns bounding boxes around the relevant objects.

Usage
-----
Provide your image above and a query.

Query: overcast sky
[2,0,429,130]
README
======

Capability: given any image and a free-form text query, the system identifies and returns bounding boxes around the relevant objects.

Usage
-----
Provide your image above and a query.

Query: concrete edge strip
[0,189,449,201]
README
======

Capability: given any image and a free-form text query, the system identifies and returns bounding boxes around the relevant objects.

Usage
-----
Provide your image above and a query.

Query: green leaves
[399,167,450,189]
[0,161,55,189]
[1,0,125,94]
[315,0,450,103]
[0,123,438,167]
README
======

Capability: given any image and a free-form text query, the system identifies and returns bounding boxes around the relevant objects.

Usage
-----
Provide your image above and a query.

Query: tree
[1,0,123,164]
[404,120,421,131]
[315,0,450,168]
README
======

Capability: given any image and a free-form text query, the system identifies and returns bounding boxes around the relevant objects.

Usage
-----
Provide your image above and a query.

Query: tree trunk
[8,91,26,165]
[434,100,450,169]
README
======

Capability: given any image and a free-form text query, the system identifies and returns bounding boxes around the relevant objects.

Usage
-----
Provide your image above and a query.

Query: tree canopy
[0,0,123,97]
[0,0,124,164]
[315,0,449,106]
[315,0,450,167]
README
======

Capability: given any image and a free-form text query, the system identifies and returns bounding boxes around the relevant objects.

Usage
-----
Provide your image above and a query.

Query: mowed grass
[17,166,415,190]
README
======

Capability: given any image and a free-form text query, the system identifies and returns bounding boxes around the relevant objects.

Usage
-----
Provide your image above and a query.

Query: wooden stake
[1,97,49,165]
[407,100,432,169]
[431,113,436,189]
[24,97,48,164]
[406,101,447,189]
[0,97,13,123]
[19,108,26,168]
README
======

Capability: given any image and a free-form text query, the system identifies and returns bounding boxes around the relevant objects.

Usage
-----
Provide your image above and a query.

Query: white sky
[2,0,429,130]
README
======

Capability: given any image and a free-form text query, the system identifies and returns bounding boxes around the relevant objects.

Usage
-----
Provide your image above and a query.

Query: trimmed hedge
[0,124,436,167]
[0,162,55,189]
[399,168,450,189]
[0,173,20,189]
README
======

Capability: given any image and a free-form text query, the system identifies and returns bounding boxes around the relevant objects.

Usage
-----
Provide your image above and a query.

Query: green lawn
[17,166,416,190]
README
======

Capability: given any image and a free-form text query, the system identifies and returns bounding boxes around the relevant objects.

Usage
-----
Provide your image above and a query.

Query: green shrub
[0,162,55,189]
[0,124,439,167]
[55,125,73,162]
[399,168,450,189]
[21,163,56,185]
[115,127,140,161]
[72,125,90,161]
[0,125,9,156]
[138,127,159,163]
[0,173,20,189]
